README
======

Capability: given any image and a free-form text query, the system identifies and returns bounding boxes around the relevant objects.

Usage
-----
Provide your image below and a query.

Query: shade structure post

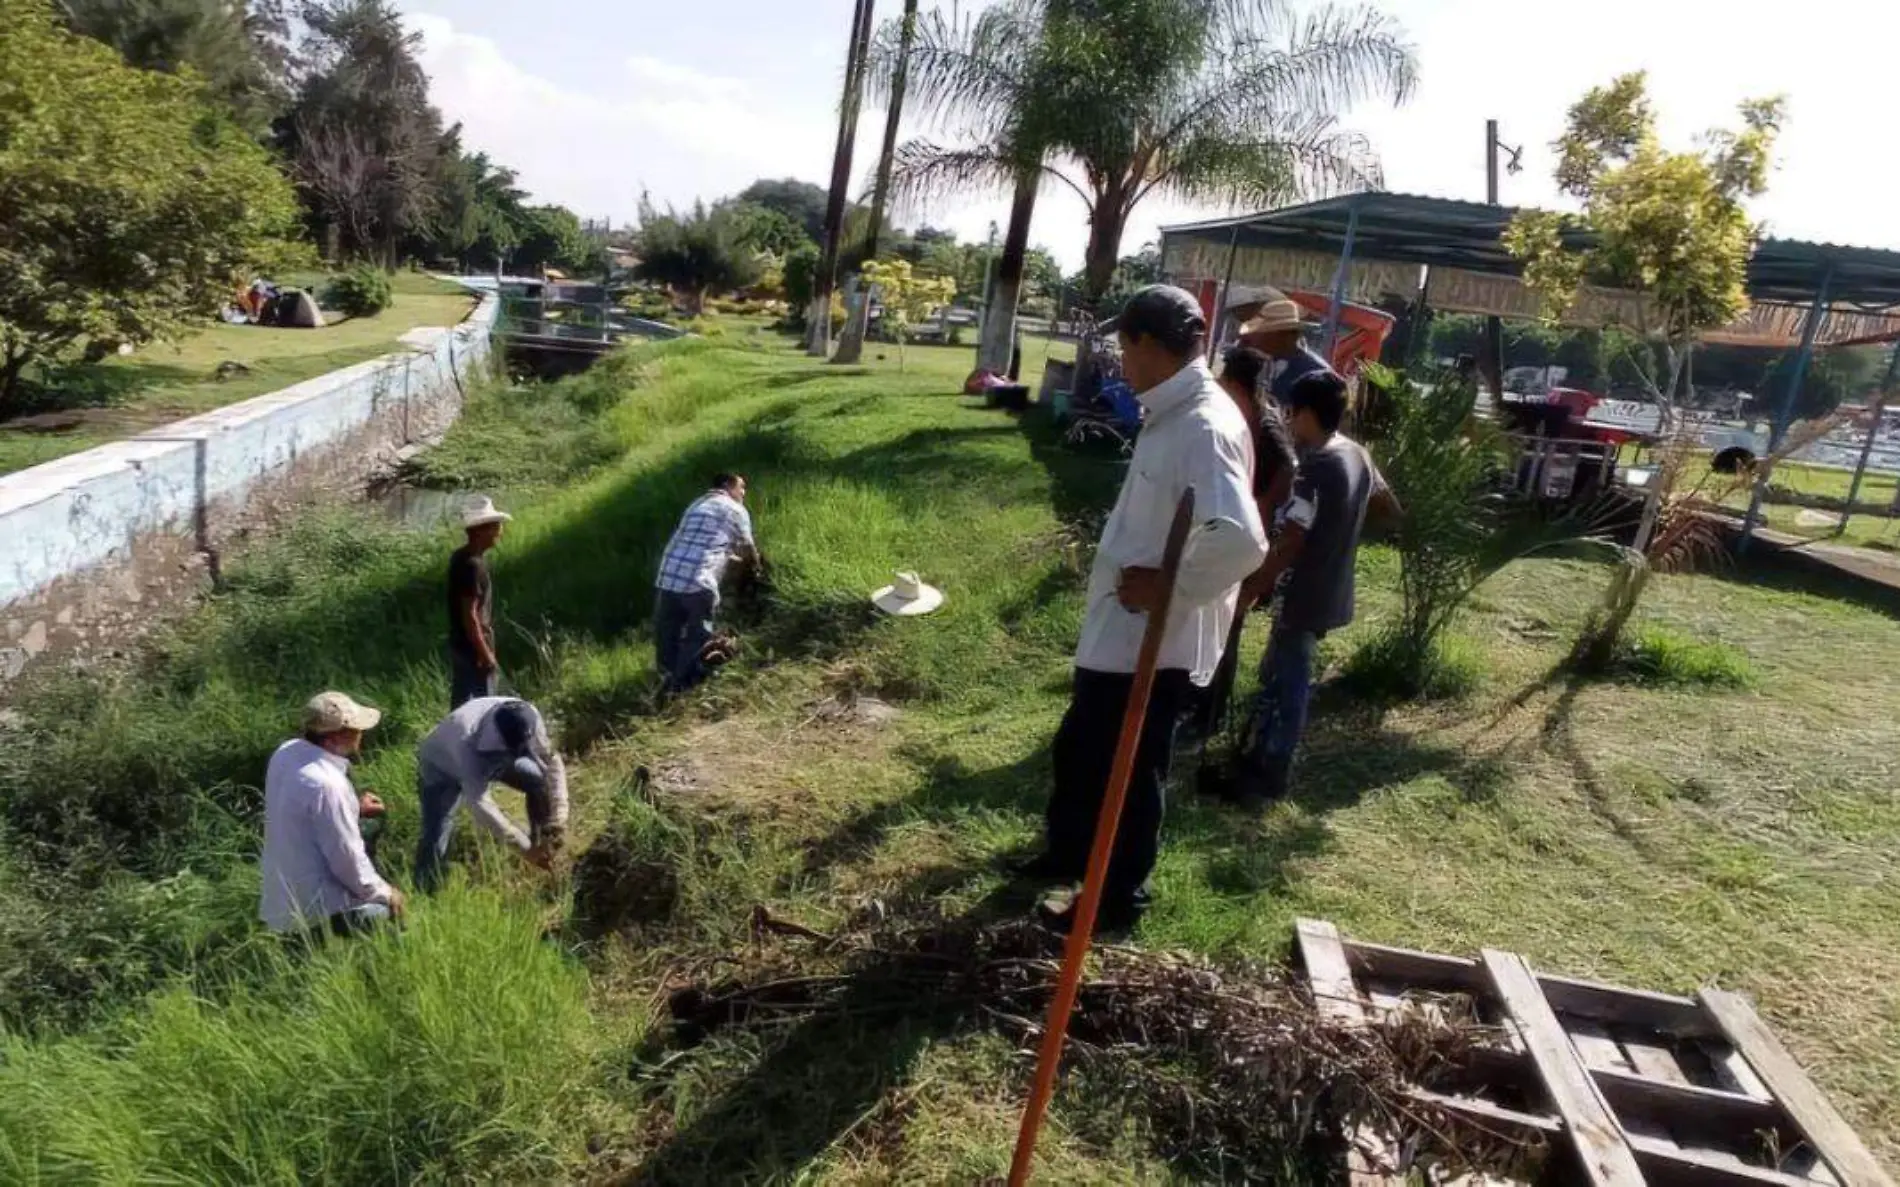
[1742,269,1833,551]
[1839,344,1900,535]
[1207,223,1242,363]
[1322,201,1360,359]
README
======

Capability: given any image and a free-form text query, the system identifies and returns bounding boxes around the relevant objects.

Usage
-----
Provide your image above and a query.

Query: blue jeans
[414,756,550,892]
[1246,627,1320,776]
[654,587,717,693]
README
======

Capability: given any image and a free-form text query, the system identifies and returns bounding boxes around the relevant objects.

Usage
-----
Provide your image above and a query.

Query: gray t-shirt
[1278,433,1380,633]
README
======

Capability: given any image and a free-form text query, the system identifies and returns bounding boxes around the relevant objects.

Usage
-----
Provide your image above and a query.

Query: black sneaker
[1006,851,1081,883]
[1220,761,1289,810]
[1037,896,1143,937]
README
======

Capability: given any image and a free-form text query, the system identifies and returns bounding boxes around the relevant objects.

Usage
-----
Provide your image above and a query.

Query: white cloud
[405,12,835,222]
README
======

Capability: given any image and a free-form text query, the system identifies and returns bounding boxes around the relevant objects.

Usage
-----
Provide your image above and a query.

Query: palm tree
[834,0,920,366]
[810,0,878,355]
[892,0,1418,309]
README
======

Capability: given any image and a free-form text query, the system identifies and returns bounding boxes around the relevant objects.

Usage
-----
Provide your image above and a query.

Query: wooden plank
[1699,990,1895,1187]
[1591,1066,1792,1151]
[1407,1086,1564,1138]
[1343,938,1712,1036]
[1296,919,1408,1186]
[1630,1133,1820,1187]
[1481,950,1644,1187]
[1621,1035,1693,1086]
[1570,1021,1638,1074]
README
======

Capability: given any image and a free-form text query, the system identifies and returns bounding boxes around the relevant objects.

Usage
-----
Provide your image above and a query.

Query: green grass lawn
[3,327,1898,1181]
[0,272,475,477]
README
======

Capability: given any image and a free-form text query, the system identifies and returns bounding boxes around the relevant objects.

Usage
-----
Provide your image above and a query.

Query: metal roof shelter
[1160,192,1900,544]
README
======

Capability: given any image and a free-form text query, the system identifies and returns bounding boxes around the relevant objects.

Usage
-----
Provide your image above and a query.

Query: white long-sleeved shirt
[258,739,392,932]
[415,697,570,850]
[1075,358,1270,685]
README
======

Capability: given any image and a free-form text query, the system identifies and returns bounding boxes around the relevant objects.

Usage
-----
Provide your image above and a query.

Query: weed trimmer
[1007,489,1195,1185]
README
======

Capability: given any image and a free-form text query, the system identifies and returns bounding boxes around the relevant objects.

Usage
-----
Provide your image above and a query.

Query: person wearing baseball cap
[1016,284,1269,935]
[413,695,570,892]
[259,692,404,938]
[1238,292,1333,401]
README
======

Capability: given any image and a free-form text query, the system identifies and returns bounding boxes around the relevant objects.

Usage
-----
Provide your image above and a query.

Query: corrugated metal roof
[1160,192,1900,310]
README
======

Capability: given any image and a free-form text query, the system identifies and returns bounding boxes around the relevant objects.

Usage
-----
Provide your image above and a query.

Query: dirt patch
[636,694,905,817]
[571,829,681,937]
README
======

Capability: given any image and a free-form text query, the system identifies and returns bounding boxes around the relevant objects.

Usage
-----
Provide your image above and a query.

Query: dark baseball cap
[1111,284,1207,350]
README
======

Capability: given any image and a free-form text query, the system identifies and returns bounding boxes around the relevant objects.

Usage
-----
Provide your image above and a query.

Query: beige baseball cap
[302,691,382,734]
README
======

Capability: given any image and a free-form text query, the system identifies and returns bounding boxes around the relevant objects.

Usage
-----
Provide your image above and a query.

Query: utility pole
[1484,119,1521,400]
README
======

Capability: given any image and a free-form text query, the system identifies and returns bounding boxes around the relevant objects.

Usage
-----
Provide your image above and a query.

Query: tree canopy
[891,0,1416,300]
[60,0,292,136]
[0,0,303,408]
[633,199,763,312]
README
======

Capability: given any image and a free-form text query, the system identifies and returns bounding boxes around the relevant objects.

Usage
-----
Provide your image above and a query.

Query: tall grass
[0,889,600,1185]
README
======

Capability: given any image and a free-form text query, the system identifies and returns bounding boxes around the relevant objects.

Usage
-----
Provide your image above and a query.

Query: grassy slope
[0,273,476,476]
[2,326,1897,1181]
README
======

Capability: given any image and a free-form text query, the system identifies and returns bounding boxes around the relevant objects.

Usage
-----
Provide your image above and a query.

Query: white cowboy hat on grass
[463,496,513,529]
[872,571,945,617]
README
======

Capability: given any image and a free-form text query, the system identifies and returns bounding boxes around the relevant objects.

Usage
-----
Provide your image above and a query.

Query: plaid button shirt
[655,491,754,597]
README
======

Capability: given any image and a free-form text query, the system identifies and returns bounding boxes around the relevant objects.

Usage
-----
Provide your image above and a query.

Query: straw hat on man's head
[872,571,945,617]
[463,496,513,529]
[303,690,381,735]
[1239,297,1310,340]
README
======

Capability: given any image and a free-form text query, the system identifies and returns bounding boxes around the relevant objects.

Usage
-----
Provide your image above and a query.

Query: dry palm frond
[655,912,1546,1182]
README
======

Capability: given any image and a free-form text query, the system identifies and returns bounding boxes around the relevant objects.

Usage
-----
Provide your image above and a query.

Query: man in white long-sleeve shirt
[259,691,405,937]
[413,696,570,891]
[1022,286,1270,933]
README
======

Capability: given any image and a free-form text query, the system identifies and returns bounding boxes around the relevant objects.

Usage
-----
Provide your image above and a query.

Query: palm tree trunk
[978,172,1038,374]
[1080,191,1131,304]
[808,0,878,356]
[834,0,917,366]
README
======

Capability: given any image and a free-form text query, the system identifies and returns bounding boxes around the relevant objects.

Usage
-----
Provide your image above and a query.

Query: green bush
[1337,627,1486,702]
[324,266,394,318]
[1618,627,1757,689]
[0,889,602,1183]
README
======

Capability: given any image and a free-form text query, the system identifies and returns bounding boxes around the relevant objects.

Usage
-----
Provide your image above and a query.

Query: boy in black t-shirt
[448,498,511,708]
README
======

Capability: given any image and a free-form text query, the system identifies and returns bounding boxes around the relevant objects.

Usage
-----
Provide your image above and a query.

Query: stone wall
[0,291,497,684]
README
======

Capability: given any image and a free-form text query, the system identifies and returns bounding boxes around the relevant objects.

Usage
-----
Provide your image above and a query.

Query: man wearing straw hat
[447,496,512,708]
[259,691,405,938]
[1239,292,1333,400]
[1017,285,1269,934]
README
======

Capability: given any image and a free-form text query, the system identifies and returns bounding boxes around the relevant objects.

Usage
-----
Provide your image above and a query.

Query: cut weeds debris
[3,329,1899,1183]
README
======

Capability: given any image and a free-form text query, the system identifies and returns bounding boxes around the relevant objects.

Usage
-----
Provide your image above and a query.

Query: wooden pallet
[1295,919,1894,1187]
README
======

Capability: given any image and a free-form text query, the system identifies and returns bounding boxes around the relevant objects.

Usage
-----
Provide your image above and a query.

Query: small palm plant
[1344,364,1547,698]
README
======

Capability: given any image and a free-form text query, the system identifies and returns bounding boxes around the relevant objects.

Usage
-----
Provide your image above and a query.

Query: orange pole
[1007,490,1197,1186]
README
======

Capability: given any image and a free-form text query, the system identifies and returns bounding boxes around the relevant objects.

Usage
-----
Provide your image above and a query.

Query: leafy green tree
[61,0,291,135]
[514,205,600,275]
[723,200,813,257]
[859,257,955,370]
[0,0,304,411]
[892,0,1415,305]
[633,198,763,312]
[736,178,831,243]
[280,0,447,262]
[1504,72,1784,669]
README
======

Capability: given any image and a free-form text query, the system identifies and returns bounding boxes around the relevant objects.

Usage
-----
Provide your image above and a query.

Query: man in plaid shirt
[654,473,757,694]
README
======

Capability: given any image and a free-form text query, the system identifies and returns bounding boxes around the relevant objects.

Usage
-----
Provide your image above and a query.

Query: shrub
[1338,628,1486,702]
[1618,626,1757,689]
[324,266,393,318]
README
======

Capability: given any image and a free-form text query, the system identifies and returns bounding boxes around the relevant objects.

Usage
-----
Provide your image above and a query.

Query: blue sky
[397,0,1900,270]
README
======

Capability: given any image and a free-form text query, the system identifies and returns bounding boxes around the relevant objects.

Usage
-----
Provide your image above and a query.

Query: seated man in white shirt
[259,691,405,938]
[413,696,570,892]
[1015,285,1269,934]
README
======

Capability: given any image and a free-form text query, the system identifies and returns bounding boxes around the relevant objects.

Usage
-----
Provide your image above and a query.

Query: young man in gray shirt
[1232,370,1399,806]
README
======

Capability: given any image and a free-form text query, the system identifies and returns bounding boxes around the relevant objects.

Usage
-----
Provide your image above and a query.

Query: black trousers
[1044,666,1194,910]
